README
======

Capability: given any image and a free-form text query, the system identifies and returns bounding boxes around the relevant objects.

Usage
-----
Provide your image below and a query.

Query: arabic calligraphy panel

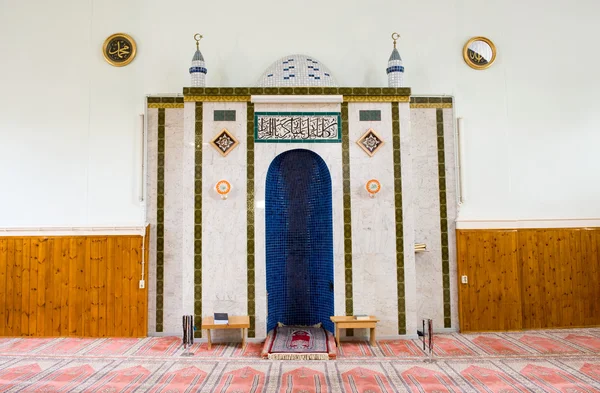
[254,112,341,143]
[462,36,496,70]
[102,33,137,67]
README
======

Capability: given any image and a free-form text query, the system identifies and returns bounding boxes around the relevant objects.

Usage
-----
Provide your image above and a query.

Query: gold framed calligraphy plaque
[103,33,137,67]
[463,36,496,70]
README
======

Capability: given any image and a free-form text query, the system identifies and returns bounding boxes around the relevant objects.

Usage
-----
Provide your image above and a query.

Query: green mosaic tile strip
[247,102,256,338]
[183,87,411,96]
[194,102,203,338]
[156,108,165,333]
[359,110,382,122]
[214,110,236,121]
[341,102,353,337]
[436,108,451,328]
[391,102,406,335]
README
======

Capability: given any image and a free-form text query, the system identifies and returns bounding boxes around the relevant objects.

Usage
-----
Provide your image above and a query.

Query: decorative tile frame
[156,108,165,332]
[148,96,184,108]
[344,96,409,102]
[146,93,459,109]
[392,102,406,335]
[254,112,342,143]
[194,102,203,338]
[410,96,453,109]
[436,108,451,328]
[341,102,354,336]
[183,87,411,97]
[356,128,385,157]
[247,102,256,338]
[210,128,239,157]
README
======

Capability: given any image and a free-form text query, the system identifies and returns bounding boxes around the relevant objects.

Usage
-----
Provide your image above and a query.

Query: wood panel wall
[0,228,149,337]
[457,228,600,332]
[457,230,522,332]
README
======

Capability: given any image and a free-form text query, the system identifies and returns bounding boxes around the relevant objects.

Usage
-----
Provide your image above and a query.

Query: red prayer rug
[265,326,331,360]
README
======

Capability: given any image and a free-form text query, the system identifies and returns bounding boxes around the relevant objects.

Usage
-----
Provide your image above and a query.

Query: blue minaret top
[387,32,404,87]
[190,33,207,87]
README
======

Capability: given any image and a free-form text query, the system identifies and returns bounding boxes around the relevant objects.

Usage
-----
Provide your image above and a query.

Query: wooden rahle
[201,315,250,349]
[330,316,379,347]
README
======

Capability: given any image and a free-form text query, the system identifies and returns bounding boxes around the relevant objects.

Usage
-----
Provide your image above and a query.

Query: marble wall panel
[443,107,458,328]
[181,103,196,320]
[411,108,444,327]
[163,108,185,334]
[399,103,418,336]
[409,106,458,331]
[146,108,158,334]
[348,103,398,337]
[146,98,456,338]
[202,102,248,341]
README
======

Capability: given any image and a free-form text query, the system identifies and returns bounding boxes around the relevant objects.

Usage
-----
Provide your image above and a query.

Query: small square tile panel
[210,128,239,157]
[214,110,236,121]
[359,110,382,121]
[356,128,385,157]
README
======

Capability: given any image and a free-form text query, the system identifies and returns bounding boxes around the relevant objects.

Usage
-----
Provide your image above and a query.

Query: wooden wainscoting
[457,230,522,332]
[0,228,149,337]
[457,228,600,332]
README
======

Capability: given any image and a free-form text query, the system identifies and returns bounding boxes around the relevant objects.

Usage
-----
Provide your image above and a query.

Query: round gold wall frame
[463,36,496,70]
[102,33,137,67]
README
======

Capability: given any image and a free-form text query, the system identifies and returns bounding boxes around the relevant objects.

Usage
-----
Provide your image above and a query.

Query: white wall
[1,0,599,226]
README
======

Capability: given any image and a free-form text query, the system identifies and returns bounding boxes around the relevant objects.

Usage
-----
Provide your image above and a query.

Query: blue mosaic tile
[266,149,334,333]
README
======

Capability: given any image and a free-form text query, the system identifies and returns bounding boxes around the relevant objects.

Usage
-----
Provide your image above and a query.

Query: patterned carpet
[0,328,598,392]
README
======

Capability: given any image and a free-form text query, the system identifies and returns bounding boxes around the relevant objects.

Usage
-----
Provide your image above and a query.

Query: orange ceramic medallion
[366,179,381,195]
[216,180,231,196]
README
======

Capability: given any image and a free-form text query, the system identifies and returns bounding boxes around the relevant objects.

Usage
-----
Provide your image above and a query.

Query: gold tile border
[183,87,412,96]
[182,95,411,103]
[247,102,256,338]
[410,103,453,109]
[392,102,406,335]
[148,103,185,109]
[185,96,251,102]
[436,108,452,328]
[193,102,203,338]
[341,102,354,336]
[344,96,410,103]
[156,108,165,332]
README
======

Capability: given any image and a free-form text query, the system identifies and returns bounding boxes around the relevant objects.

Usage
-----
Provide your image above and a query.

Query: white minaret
[189,33,207,87]
[387,32,404,87]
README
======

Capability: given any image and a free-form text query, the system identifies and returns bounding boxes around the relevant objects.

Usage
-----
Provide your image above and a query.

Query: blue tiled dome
[256,54,338,87]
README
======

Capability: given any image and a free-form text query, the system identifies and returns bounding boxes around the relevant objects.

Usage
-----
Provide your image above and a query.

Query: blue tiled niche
[266,149,334,333]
